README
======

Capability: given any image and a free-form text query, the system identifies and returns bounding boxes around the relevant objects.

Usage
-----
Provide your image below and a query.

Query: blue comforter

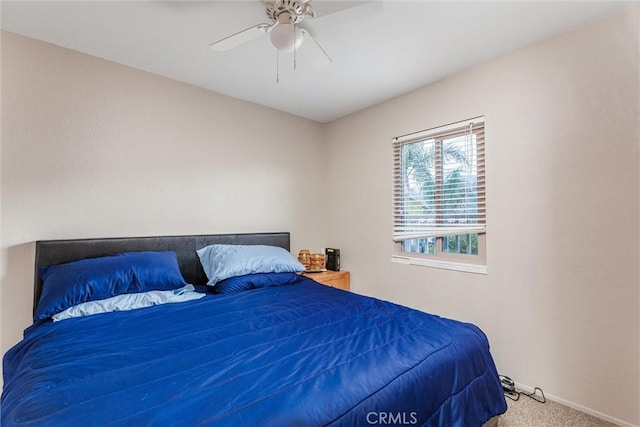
[2,277,506,426]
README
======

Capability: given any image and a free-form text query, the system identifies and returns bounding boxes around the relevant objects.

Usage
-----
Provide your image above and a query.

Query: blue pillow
[215,272,301,294]
[35,251,187,321]
[196,244,305,285]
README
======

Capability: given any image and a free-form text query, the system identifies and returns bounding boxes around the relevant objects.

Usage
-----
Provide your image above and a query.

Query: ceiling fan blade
[299,28,331,69]
[210,23,272,52]
[310,0,373,20]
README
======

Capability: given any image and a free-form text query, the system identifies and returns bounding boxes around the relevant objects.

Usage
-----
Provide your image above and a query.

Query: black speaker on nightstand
[325,248,340,271]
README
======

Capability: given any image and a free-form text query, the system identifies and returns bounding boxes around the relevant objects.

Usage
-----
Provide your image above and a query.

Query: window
[392,117,486,271]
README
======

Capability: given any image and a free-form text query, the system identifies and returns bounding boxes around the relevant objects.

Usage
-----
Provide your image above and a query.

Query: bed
[2,232,506,426]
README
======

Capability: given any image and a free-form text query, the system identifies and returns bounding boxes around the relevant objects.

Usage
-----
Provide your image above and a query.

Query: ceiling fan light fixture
[270,23,304,52]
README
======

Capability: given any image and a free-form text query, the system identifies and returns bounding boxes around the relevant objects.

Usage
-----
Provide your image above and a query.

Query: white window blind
[392,117,485,242]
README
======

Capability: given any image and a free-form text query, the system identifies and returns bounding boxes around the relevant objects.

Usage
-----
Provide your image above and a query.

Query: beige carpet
[497,396,617,427]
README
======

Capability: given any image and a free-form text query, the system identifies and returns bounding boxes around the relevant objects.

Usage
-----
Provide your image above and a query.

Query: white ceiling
[1,0,632,123]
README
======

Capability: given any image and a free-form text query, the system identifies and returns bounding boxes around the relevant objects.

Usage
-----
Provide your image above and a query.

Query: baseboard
[514,381,638,427]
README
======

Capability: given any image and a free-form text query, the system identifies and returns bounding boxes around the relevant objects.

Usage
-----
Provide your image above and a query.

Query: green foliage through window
[393,118,485,259]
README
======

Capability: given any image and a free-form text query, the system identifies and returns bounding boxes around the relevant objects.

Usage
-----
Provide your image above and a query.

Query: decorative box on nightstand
[303,270,350,291]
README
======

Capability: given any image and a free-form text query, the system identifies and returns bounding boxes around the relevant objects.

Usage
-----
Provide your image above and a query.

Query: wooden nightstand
[302,270,350,291]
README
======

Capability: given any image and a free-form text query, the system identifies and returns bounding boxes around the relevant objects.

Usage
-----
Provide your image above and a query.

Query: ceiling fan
[210,0,334,69]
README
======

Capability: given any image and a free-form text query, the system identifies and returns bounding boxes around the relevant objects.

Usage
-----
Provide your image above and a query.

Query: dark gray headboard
[33,232,290,313]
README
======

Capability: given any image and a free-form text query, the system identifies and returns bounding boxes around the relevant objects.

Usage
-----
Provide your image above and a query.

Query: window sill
[391,255,487,275]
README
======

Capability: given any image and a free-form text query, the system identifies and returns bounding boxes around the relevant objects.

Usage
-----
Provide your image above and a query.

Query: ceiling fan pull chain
[276,49,280,83]
[293,23,297,70]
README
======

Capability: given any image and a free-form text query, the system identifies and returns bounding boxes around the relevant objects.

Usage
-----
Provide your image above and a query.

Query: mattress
[2,277,506,426]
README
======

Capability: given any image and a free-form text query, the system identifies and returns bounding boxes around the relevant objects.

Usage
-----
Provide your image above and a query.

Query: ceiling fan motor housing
[265,0,315,24]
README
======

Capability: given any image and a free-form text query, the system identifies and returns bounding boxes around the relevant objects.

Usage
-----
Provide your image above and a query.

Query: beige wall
[1,6,639,427]
[324,7,639,427]
[1,30,327,356]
